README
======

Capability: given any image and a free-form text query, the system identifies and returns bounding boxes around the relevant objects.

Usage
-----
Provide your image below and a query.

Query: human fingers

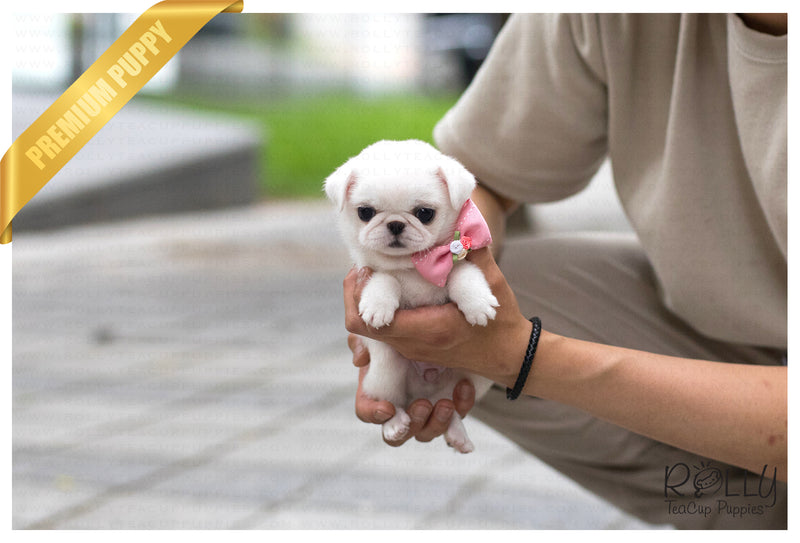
[412,379,476,443]
[348,333,370,368]
[453,379,476,418]
[413,399,456,443]
[354,365,395,425]
[343,266,373,337]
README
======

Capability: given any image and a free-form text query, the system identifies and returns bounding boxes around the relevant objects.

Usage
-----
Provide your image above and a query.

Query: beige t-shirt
[434,13,787,349]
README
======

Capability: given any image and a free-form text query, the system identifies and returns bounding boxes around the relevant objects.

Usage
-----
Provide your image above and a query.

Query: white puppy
[325,140,497,453]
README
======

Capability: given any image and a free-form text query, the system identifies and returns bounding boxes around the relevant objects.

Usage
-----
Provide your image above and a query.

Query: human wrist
[489,324,569,400]
[486,315,535,389]
[506,317,541,400]
[518,329,562,398]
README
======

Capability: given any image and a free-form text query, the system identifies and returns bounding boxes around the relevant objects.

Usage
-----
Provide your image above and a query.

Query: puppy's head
[324,140,476,263]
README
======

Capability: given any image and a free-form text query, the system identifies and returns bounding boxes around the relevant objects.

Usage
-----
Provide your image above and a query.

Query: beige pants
[473,233,787,529]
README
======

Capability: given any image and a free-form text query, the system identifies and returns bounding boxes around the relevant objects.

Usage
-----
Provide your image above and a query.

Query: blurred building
[12,12,506,95]
[12,13,179,93]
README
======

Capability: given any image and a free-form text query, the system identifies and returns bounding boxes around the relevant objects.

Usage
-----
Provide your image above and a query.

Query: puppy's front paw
[358,276,401,328]
[359,296,399,328]
[458,291,499,327]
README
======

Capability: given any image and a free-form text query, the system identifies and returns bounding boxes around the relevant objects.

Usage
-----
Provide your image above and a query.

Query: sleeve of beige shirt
[434,13,609,204]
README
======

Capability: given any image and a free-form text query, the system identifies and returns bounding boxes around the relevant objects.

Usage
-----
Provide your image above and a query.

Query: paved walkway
[12,200,659,529]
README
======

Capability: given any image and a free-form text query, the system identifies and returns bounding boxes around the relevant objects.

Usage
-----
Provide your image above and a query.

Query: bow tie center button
[450,240,464,254]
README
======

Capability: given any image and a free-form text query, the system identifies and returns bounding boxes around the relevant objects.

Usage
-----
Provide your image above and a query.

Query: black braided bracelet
[506,317,542,400]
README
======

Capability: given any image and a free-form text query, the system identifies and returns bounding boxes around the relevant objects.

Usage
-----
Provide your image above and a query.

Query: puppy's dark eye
[357,206,376,222]
[414,207,436,224]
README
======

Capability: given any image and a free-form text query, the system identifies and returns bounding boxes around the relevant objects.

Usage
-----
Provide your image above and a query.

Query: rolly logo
[665,462,778,507]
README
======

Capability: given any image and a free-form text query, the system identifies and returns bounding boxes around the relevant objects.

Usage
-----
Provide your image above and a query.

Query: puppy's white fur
[325,140,497,453]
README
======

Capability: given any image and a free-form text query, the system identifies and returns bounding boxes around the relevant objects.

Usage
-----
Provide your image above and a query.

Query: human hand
[344,248,533,387]
[348,333,476,447]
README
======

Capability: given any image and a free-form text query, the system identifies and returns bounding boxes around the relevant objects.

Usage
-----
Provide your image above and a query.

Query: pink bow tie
[412,199,492,287]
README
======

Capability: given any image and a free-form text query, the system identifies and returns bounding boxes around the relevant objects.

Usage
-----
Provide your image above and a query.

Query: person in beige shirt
[343,13,786,529]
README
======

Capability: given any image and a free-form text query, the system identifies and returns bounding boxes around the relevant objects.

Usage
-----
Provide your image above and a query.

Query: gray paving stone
[246,508,423,530]
[57,492,258,530]
[434,486,629,530]
[12,478,103,529]
[302,468,468,522]
[151,459,313,510]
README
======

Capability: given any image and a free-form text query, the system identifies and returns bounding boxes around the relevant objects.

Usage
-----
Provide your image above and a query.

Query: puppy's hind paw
[445,432,475,454]
[382,409,411,443]
[444,413,475,453]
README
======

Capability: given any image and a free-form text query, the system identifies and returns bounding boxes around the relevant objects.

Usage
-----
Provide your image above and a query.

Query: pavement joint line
[23,382,355,529]
[413,452,508,529]
[228,437,381,529]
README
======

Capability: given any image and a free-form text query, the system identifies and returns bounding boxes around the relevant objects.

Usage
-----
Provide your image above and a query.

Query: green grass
[147,91,460,199]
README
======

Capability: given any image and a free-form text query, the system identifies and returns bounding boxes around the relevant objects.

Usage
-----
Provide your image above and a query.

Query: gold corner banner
[0,0,244,245]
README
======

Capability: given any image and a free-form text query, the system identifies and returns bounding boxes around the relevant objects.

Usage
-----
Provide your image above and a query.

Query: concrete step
[11,92,262,232]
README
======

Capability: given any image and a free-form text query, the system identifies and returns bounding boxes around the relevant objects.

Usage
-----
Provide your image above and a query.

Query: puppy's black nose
[387,221,406,236]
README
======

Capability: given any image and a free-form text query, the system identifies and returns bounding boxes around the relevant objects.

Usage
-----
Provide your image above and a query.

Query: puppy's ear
[324,163,358,212]
[435,155,477,210]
